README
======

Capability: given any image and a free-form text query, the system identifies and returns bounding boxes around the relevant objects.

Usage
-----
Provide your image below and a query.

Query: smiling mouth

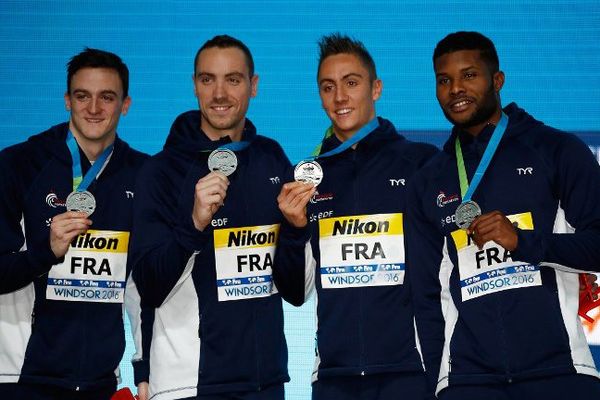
[335,108,352,116]
[85,118,104,123]
[210,105,234,115]
[449,99,474,112]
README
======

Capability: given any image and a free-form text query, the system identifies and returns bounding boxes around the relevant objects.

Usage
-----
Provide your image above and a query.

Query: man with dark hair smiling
[274,33,437,400]
[406,31,600,400]
[0,48,148,399]
[130,35,291,400]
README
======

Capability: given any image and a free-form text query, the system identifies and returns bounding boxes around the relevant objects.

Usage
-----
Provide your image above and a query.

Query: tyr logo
[517,167,533,175]
[389,179,406,187]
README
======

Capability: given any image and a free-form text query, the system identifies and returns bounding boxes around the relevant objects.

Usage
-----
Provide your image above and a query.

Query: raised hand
[277,181,316,228]
[49,211,92,258]
[192,171,230,231]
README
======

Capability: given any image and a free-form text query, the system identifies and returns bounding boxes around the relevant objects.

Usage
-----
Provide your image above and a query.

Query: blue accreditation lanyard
[308,117,379,160]
[455,112,509,202]
[66,131,114,192]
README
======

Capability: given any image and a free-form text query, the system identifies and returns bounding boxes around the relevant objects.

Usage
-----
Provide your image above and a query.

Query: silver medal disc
[208,148,238,176]
[66,190,96,216]
[455,200,482,230]
[294,160,323,186]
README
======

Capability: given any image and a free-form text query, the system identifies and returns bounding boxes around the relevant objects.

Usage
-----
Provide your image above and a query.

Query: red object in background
[111,388,138,400]
[579,274,600,323]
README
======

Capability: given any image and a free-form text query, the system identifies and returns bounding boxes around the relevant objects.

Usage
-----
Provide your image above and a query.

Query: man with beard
[274,33,437,400]
[405,31,600,400]
[130,35,290,400]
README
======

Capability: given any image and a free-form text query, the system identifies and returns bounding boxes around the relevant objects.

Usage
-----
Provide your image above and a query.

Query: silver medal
[294,161,323,186]
[66,190,96,216]
[455,200,482,230]
[208,148,238,176]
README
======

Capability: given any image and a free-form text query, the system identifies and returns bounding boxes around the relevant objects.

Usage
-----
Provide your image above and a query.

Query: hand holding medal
[49,211,92,258]
[193,139,248,231]
[277,181,316,228]
[192,171,230,231]
[466,210,518,251]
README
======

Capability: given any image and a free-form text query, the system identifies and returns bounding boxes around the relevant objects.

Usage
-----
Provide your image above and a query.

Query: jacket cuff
[511,228,544,265]
[27,241,63,276]
[132,359,150,386]
[174,215,210,252]
[279,220,310,245]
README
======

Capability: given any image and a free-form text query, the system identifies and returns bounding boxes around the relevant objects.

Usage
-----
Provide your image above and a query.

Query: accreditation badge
[451,212,541,301]
[46,230,129,303]
[213,224,279,301]
[318,213,405,289]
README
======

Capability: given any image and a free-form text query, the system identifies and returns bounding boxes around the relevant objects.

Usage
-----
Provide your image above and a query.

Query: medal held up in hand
[66,190,96,216]
[455,200,482,230]
[294,160,323,186]
[208,148,238,176]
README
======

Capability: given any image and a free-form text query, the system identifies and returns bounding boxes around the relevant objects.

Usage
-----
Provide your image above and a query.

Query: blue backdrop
[1,1,599,398]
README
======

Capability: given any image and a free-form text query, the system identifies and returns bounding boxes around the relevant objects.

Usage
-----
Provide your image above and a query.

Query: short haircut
[317,33,377,82]
[67,47,129,98]
[194,34,254,77]
[433,31,500,74]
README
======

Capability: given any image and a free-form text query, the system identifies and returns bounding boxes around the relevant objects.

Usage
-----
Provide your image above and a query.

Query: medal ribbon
[66,131,114,192]
[218,141,250,152]
[455,112,508,201]
[199,125,255,154]
[308,117,379,160]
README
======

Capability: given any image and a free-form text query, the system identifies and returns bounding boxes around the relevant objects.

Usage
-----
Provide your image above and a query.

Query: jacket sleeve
[124,272,154,385]
[272,156,316,307]
[273,219,316,307]
[405,176,446,397]
[0,151,61,294]
[130,160,210,307]
[512,133,600,272]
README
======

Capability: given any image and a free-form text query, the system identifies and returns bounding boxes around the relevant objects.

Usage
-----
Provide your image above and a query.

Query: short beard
[443,82,499,131]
